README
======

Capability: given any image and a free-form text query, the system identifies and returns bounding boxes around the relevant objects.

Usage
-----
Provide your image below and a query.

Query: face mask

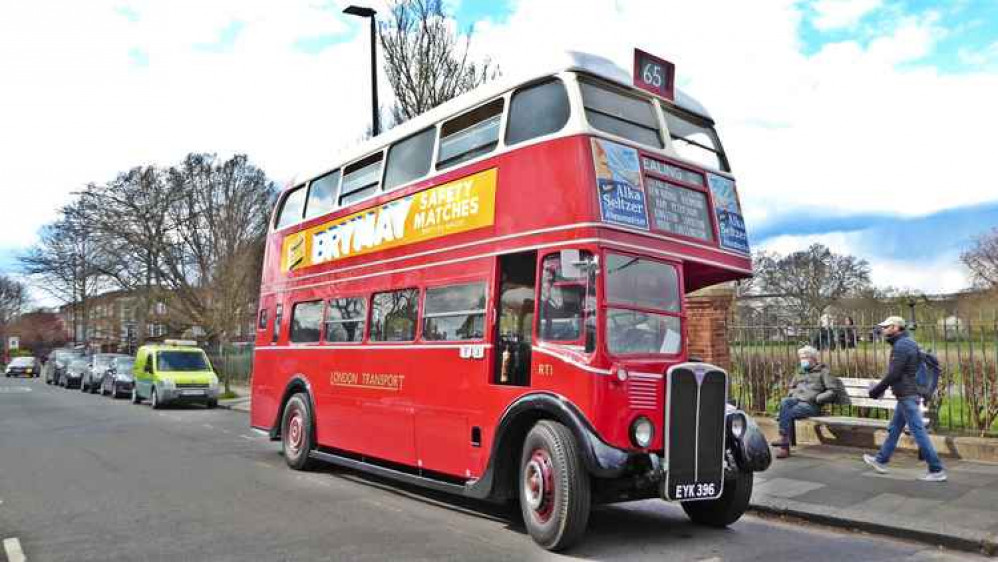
[800,360,811,371]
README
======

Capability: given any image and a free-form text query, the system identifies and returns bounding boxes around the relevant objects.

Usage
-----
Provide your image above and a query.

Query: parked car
[45,348,84,386]
[5,356,41,378]
[82,353,129,394]
[62,358,89,389]
[101,356,136,399]
[132,340,219,409]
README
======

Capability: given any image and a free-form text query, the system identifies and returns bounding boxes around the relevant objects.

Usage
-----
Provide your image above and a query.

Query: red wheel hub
[287,408,304,454]
[523,449,555,523]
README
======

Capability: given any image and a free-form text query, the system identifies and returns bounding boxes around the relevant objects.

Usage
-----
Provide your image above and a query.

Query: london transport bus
[251,49,771,551]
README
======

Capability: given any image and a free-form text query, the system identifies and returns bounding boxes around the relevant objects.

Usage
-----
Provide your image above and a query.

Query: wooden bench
[789,377,930,445]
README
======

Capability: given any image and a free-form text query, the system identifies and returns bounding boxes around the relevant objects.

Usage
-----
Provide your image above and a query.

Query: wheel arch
[271,375,317,441]
[466,392,630,501]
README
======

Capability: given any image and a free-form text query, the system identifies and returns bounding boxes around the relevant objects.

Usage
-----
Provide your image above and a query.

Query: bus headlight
[614,365,629,382]
[728,412,747,440]
[630,416,654,448]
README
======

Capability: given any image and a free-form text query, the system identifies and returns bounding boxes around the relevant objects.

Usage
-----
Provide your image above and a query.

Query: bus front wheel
[519,420,591,551]
[681,470,753,527]
[281,393,316,471]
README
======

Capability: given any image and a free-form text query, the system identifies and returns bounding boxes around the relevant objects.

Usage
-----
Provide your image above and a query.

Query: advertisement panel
[591,138,649,230]
[707,173,749,253]
[282,168,497,272]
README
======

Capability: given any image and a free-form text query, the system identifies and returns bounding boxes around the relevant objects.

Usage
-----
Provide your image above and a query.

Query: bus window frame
[339,150,386,208]
[577,74,665,150]
[661,104,731,173]
[303,168,342,221]
[535,250,597,351]
[600,249,685,360]
[289,299,325,346]
[420,280,489,343]
[273,184,308,230]
[368,287,421,343]
[322,294,370,345]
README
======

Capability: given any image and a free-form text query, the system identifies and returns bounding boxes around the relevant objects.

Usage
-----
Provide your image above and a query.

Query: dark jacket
[869,330,920,399]
[789,363,842,405]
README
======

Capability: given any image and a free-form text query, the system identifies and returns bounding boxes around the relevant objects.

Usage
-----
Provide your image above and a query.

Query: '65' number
[642,63,663,88]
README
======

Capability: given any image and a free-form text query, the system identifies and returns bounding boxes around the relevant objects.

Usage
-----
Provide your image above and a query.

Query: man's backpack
[915,348,941,401]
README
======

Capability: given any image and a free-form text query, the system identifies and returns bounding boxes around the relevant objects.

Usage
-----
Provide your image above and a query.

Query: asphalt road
[0,376,985,561]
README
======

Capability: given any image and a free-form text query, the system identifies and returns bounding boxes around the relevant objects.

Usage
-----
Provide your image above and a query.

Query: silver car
[101,356,136,399]
[62,358,89,389]
[82,353,129,394]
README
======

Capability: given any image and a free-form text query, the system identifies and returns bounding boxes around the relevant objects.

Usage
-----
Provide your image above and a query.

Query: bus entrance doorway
[495,251,536,386]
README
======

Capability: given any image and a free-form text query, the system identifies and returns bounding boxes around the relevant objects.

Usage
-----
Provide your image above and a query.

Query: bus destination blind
[644,177,714,242]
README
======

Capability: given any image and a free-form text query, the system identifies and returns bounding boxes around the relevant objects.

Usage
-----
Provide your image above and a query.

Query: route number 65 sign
[633,48,675,102]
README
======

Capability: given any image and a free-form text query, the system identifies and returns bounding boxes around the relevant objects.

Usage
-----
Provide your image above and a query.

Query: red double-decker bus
[251,50,770,551]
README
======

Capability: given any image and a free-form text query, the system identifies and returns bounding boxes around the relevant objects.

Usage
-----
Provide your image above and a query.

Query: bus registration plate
[669,481,720,501]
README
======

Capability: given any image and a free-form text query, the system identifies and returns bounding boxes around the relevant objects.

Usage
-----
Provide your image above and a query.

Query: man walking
[862,316,946,481]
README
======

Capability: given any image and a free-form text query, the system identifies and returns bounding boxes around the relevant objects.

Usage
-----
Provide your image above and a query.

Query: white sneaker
[920,471,947,482]
[863,454,889,474]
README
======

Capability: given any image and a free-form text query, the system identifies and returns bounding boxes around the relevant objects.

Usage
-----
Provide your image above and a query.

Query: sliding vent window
[437,98,504,170]
[423,283,487,341]
[384,127,436,191]
[580,79,663,148]
[506,78,570,145]
[324,297,367,343]
[275,185,306,229]
[339,151,384,207]
[304,170,340,220]
[290,301,323,343]
[370,289,418,342]
[663,109,729,171]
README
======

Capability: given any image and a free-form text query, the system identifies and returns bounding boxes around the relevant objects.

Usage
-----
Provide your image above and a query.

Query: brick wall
[685,284,735,370]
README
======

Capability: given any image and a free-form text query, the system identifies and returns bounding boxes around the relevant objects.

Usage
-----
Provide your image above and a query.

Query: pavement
[753,444,998,556]
[7,376,981,561]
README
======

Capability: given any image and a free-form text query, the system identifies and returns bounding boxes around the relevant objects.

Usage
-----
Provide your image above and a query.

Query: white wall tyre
[518,420,591,551]
[681,470,753,527]
[150,388,162,409]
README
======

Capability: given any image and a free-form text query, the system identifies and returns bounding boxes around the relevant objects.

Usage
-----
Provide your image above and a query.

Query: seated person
[773,345,843,459]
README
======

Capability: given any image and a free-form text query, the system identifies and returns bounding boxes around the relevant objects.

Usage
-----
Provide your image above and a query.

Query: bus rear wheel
[281,393,315,471]
[519,420,591,551]
[681,470,753,528]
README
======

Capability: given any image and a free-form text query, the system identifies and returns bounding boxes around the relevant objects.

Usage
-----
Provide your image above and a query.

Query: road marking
[239,435,255,441]
[0,387,31,394]
[202,423,215,430]
[3,537,25,562]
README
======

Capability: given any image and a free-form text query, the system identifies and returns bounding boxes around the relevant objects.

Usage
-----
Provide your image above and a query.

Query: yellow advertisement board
[282,168,497,272]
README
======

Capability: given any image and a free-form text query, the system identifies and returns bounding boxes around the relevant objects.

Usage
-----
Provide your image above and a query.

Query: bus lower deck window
[423,283,487,341]
[370,289,418,342]
[325,297,367,343]
[290,301,323,343]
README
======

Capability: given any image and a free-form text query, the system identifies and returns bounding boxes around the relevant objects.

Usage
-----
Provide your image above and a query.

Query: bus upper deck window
[437,98,504,170]
[304,169,340,220]
[663,109,729,172]
[275,185,306,229]
[506,78,570,146]
[339,151,384,207]
[580,78,663,148]
[384,126,436,191]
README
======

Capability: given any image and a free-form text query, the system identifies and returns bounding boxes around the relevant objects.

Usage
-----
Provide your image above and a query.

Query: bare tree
[962,227,998,291]
[379,0,499,124]
[0,274,26,360]
[160,154,276,389]
[753,243,872,325]
[20,198,107,342]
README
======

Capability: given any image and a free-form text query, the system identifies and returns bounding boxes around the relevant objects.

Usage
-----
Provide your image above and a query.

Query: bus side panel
[250,294,279,431]
[314,347,418,466]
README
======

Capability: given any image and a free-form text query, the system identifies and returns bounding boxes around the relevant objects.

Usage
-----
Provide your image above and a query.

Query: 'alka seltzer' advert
[591,138,649,230]
[282,168,497,272]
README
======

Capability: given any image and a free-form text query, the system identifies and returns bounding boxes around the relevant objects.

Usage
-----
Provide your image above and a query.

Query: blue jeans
[875,396,944,473]
[778,397,821,437]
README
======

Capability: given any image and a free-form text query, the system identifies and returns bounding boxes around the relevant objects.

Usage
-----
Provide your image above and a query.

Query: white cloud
[1,0,995,299]
[812,0,883,30]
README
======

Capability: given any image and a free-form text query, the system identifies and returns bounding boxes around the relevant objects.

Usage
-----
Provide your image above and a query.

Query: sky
[1,0,996,305]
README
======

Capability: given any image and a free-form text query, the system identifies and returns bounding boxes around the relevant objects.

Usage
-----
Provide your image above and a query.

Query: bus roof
[296,51,713,190]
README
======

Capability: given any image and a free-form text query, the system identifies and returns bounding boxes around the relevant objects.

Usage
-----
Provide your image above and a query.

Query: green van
[131,340,220,409]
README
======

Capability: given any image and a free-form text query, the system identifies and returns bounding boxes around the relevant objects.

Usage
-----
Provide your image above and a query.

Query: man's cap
[878,315,906,328]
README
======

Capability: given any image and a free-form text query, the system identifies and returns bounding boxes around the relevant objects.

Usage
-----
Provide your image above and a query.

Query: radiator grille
[627,373,659,409]
[664,363,727,502]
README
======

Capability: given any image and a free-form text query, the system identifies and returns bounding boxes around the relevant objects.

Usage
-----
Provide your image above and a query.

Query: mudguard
[732,419,772,472]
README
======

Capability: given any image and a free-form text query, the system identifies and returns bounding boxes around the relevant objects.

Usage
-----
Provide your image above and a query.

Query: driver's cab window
[538,250,596,351]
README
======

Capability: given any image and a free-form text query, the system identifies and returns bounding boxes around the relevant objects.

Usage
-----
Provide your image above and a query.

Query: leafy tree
[752,243,872,325]
[0,275,26,360]
[379,0,499,124]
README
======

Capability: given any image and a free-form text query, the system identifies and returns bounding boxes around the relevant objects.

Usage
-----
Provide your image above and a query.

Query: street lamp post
[344,5,380,137]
